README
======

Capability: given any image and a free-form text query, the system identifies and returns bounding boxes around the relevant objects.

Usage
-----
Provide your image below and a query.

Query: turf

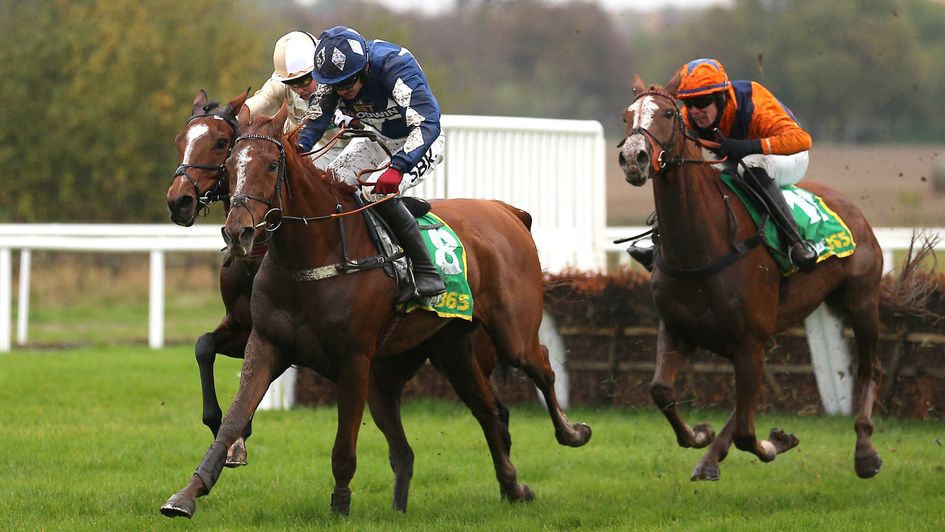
[1,346,943,530]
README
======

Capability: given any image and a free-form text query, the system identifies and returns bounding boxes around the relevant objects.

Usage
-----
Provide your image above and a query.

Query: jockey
[236,31,353,168]
[630,58,818,273]
[297,26,446,298]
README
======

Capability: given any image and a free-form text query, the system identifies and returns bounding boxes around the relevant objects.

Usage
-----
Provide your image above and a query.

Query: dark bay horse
[161,105,590,518]
[618,76,884,481]
[166,89,256,466]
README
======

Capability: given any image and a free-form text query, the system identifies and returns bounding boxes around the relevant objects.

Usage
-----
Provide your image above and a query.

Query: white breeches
[327,132,446,201]
[738,150,809,186]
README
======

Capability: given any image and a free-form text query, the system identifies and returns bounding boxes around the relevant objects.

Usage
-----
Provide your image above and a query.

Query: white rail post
[17,250,31,346]
[804,304,853,415]
[0,248,10,352]
[149,250,165,349]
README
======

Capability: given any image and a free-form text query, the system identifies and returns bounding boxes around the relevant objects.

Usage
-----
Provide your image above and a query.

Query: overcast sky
[370,0,732,14]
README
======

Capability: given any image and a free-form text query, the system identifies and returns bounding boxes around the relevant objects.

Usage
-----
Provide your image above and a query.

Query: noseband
[173,111,241,212]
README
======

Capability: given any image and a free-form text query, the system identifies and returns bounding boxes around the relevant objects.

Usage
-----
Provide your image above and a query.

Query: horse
[166,89,256,467]
[160,104,591,518]
[617,76,884,481]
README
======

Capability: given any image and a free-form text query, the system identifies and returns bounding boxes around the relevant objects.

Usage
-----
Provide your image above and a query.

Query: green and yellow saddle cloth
[721,172,856,274]
[403,212,474,320]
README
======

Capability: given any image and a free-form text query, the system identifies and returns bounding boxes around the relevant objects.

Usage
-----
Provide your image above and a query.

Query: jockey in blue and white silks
[297,26,445,200]
[297,26,447,299]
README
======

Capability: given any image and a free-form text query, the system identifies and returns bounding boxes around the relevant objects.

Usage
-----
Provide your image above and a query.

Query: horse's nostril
[636,151,649,166]
[239,227,255,246]
[178,195,194,210]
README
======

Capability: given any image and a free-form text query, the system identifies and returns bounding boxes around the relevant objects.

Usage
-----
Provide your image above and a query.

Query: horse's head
[618,74,684,187]
[166,89,248,226]
[221,104,290,257]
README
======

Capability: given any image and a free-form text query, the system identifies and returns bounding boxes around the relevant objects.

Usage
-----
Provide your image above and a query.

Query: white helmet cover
[272,31,317,82]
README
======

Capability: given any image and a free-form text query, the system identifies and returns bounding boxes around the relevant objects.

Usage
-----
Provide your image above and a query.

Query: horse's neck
[268,157,364,270]
[652,145,733,266]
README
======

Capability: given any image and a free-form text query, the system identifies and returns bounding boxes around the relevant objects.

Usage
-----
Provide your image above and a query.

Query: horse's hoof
[855,449,883,479]
[160,493,195,518]
[330,487,351,516]
[556,422,592,447]
[769,428,799,453]
[225,438,248,468]
[689,423,716,448]
[501,483,535,503]
[691,462,721,481]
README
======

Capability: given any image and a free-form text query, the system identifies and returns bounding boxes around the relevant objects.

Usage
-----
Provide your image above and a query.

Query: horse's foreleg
[161,336,283,519]
[197,321,253,467]
[730,344,798,463]
[330,353,372,516]
[848,298,883,478]
[650,324,714,448]
[690,412,735,481]
[367,352,427,513]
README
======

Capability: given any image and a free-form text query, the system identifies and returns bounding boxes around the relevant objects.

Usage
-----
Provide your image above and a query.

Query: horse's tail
[496,201,533,231]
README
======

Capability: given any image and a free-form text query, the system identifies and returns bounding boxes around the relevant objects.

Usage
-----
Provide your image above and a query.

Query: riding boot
[743,168,818,272]
[374,197,447,298]
[627,243,655,272]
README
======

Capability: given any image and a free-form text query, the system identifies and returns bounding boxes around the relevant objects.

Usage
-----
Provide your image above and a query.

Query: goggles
[283,73,313,88]
[682,93,716,110]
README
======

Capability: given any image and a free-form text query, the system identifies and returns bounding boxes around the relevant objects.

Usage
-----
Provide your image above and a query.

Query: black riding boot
[627,244,655,272]
[743,168,818,272]
[374,197,446,298]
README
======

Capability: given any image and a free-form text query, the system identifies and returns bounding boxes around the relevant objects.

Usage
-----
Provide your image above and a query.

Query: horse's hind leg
[841,290,883,478]
[650,323,716,449]
[429,322,534,503]
[487,319,590,447]
[367,349,429,512]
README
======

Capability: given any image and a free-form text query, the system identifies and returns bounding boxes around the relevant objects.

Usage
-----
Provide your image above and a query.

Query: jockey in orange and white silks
[677,58,812,187]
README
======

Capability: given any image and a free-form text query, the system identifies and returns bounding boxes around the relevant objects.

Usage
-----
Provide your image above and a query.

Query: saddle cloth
[403,212,474,320]
[721,173,856,274]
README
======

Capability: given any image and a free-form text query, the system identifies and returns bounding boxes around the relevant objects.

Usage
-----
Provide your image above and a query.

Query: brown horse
[618,76,884,481]
[160,105,590,518]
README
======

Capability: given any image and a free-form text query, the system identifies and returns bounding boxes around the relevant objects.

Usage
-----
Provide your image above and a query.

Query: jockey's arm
[747,82,812,156]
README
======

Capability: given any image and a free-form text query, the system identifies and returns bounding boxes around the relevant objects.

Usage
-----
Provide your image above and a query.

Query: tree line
[1,0,943,222]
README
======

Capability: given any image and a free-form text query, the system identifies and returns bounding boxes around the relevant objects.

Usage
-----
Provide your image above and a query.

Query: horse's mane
[238,112,358,196]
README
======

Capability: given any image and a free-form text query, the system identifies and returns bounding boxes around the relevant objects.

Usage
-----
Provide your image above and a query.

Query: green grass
[1,346,944,530]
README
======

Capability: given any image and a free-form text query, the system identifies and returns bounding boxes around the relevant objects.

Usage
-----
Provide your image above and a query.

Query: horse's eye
[664,110,675,118]
[215,138,228,149]
[269,161,279,172]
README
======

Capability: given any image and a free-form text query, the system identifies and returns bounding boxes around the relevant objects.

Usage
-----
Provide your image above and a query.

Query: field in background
[607,143,945,227]
[1,346,943,530]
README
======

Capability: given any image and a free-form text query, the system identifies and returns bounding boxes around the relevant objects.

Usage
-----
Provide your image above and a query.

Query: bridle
[621,89,725,175]
[173,111,240,214]
[622,89,763,280]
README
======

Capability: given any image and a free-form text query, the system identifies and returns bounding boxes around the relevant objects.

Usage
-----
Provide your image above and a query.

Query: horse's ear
[665,69,681,97]
[224,87,251,117]
[631,74,645,97]
[192,89,209,113]
[273,102,289,134]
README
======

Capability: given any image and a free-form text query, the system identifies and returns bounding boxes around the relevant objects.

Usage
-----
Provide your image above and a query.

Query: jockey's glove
[718,138,762,160]
[374,167,404,195]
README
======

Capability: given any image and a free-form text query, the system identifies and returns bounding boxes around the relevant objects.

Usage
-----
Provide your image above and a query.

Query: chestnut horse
[161,105,590,518]
[618,77,884,481]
